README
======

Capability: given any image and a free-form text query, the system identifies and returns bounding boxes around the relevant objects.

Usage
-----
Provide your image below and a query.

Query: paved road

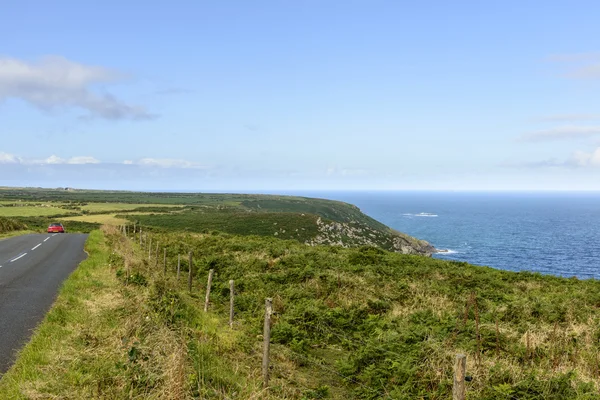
[0,233,88,374]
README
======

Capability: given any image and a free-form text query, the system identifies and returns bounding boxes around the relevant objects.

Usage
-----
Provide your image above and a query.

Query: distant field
[61,214,129,225]
[0,206,74,217]
[81,203,183,212]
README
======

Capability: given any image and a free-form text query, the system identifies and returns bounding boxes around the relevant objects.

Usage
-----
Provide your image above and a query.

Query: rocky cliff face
[305,217,435,256]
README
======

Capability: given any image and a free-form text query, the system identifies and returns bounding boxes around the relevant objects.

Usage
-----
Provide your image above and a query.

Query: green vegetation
[0,205,76,217]
[131,208,321,242]
[0,188,433,254]
[3,226,599,399]
[4,187,598,398]
[0,216,28,233]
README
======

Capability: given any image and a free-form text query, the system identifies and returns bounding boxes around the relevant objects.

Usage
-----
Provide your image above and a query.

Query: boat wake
[402,212,438,217]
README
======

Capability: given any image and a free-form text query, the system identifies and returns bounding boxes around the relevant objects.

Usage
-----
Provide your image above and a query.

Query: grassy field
[0,206,75,217]
[2,227,599,399]
[61,214,130,225]
[81,203,183,212]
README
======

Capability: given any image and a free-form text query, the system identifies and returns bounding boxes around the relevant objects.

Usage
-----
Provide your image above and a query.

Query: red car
[47,223,65,233]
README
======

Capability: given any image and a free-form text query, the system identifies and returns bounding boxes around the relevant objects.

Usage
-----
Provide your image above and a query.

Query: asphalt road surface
[0,233,88,374]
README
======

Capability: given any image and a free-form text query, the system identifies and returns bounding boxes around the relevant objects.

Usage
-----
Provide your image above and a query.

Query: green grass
[131,208,321,242]
[0,216,28,233]
[3,227,600,398]
[0,230,111,398]
[0,188,434,255]
[133,230,600,399]
[0,205,75,217]
[81,202,183,212]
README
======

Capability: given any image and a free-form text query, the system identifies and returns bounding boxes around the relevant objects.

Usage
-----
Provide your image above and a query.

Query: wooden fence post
[148,236,152,260]
[139,228,142,246]
[453,354,467,400]
[262,298,273,388]
[163,248,167,274]
[204,269,214,312]
[177,254,181,280]
[187,252,193,292]
[229,280,235,328]
[155,242,159,267]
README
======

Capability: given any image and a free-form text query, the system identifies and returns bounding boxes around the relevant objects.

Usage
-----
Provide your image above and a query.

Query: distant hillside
[128,198,435,255]
[0,188,435,255]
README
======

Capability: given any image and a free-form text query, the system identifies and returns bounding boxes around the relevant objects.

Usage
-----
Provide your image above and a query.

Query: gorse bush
[0,216,27,233]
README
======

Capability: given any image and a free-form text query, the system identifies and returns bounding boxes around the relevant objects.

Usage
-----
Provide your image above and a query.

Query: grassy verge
[3,227,599,399]
[0,228,274,399]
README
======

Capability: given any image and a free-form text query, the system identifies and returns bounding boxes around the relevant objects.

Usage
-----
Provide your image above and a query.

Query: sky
[1,1,600,191]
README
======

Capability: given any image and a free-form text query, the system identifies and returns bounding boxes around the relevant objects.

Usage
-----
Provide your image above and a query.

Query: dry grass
[62,214,128,225]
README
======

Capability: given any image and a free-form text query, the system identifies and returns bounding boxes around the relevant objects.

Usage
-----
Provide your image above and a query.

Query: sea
[275,191,600,280]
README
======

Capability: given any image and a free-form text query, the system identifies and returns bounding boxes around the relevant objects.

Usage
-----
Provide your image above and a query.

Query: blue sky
[1,1,600,191]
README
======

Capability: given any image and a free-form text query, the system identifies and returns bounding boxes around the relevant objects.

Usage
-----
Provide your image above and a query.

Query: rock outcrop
[305,217,435,256]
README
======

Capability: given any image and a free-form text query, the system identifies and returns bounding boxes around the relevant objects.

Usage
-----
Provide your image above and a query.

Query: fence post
[155,242,159,267]
[163,248,167,275]
[229,280,235,328]
[148,236,152,260]
[453,354,467,400]
[204,269,214,312]
[262,298,273,388]
[177,254,181,280]
[187,252,193,292]
[139,228,142,246]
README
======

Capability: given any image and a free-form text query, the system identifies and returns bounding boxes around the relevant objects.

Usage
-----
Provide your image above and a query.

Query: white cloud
[508,147,600,169]
[0,56,155,120]
[0,152,204,169]
[0,152,20,164]
[42,155,66,164]
[136,158,206,169]
[519,126,600,141]
[67,156,100,164]
[3,153,101,165]
[567,148,600,167]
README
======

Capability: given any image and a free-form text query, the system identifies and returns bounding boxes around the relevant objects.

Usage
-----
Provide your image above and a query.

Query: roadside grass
[0,228,280,399]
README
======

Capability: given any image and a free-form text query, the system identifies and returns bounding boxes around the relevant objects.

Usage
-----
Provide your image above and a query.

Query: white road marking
[44,237,50,242]
[31,244,42,251]
[10,253,27,262]
[52,234,58,237]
